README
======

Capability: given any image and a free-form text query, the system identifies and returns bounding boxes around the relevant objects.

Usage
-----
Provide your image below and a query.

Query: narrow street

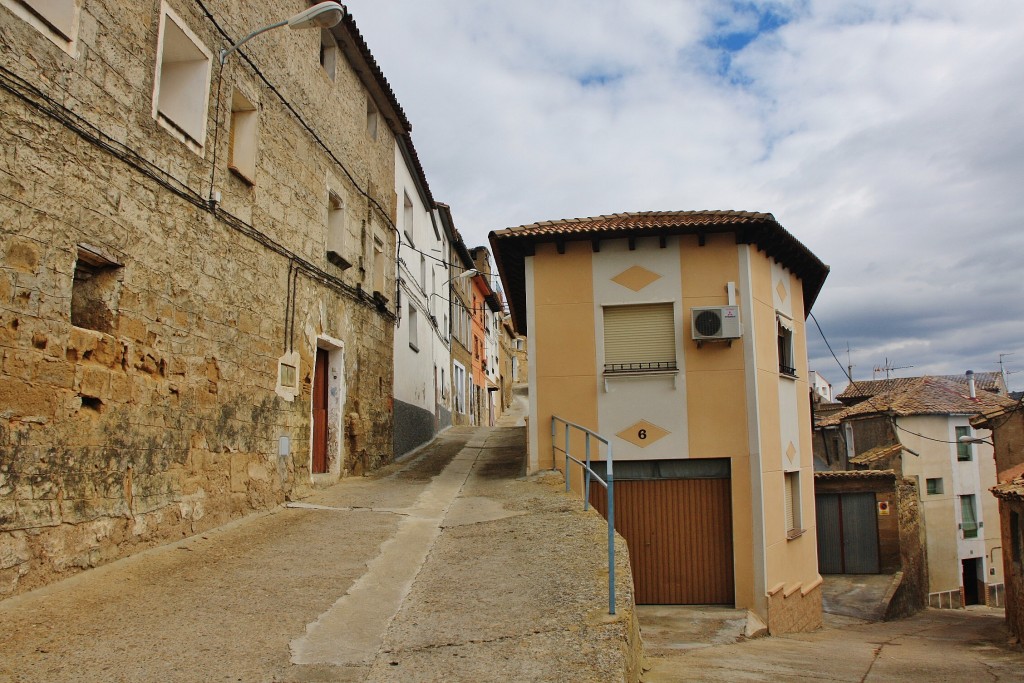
[0,401,636,683]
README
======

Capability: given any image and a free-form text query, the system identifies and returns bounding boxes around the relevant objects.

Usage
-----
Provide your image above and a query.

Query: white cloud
[351,0,1024,391]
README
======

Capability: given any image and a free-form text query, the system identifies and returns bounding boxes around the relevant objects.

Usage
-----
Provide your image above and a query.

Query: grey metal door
[815,492,880,574]
[816,494,843,573]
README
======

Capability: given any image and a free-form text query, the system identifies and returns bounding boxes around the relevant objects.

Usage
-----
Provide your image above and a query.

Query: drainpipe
[967,370,977,398]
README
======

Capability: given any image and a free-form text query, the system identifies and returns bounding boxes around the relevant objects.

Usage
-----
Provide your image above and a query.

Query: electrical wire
[809,311,1018,446]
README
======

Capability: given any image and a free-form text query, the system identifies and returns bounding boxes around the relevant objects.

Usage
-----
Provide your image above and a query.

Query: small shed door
[815,492,879,574]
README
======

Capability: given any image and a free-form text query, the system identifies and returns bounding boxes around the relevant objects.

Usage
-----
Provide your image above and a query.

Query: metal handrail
[551,415,616,615]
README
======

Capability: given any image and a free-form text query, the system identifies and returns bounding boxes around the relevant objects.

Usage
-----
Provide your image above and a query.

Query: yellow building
[490,211,829,633]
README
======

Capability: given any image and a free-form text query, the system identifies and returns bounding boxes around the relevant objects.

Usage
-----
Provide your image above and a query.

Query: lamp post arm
[220,19,289,63]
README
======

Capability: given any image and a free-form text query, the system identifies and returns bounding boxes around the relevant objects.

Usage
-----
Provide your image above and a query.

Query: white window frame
[784,470,804,539]
[152,1,213,153]
[372,233,385,294]
[777,312,796,378]
[2,0,79,53]
[408,304,419,352]
[228,88,258,183]
[326,190,351,269]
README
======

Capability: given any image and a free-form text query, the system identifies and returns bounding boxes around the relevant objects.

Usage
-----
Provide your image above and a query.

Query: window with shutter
[603,303,676,373]
[785,471,802,538]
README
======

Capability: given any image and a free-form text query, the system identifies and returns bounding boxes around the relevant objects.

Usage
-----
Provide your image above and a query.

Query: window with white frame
[153,3,212,148]
[777,313,796,377]
[453,361,466,413]
[603,303,676,373]
[784,471,803,538]
[403,191,414,245]
[326,191,351,269]
[420,254,427,293]
[956,426,973,461]
[320,28,338,80]
[408,304,419,352]
[3,0,78,46]
[228,89,257,183]
[960,495,979,539]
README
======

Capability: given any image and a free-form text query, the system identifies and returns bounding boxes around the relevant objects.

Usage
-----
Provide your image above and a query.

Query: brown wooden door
[592,478,734,604]
[312,348,328,474]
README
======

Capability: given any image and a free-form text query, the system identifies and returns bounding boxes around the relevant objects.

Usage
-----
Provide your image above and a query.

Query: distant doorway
[312,348,329,474]
[962,558,983,606]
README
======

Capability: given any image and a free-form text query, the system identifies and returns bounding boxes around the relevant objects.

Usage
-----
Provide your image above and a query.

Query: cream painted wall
[593,236,688,461]
[900,414,1003,593]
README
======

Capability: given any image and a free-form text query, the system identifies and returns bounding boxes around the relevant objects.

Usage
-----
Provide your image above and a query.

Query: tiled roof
[490,211,829,334]
[491,210,777,239]
[849,443,904,466]
[819,376,1018,426]
[992,476,1024,501]
[815,470,897,482]
[837,373,1004,402]
[335,14,412,135]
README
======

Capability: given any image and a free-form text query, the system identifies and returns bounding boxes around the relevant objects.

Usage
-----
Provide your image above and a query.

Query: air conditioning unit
[691,306,742,343]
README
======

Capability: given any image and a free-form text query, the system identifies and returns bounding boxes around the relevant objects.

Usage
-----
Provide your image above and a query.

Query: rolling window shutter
[604,303,675,367]
[784,473,795,531]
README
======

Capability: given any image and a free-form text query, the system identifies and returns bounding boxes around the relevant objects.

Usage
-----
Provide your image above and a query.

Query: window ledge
[779,370,799,381]
[786,528,806,541]
[228,164,255,186]
[409,342,419,353]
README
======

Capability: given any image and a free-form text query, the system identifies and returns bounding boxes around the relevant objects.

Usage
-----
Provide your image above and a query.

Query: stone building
[0,0,408,596]
[438,206,475,427]
[819,375,1016,608]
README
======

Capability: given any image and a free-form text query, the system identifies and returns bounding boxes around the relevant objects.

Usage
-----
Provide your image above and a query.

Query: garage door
[590,459,734,605]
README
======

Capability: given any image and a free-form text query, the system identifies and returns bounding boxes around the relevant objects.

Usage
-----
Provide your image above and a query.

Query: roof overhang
[489,211,829,335]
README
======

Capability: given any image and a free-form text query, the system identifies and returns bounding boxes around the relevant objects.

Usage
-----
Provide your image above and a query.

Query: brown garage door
[591,466,734,605]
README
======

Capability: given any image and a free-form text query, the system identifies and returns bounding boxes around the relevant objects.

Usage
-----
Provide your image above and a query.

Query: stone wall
[0,0,399,596]
[998,498,1024,642]
[766,581,823,634]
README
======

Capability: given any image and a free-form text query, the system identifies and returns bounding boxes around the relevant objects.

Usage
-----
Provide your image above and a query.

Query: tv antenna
[873,358,914,380]
[999,352,1018,388]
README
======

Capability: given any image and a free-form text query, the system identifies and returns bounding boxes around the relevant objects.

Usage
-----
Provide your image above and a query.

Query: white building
[392,136,452,457]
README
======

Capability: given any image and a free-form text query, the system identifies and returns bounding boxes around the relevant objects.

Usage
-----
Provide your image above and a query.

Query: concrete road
[642,606,1023,682]
[0,402,638,682]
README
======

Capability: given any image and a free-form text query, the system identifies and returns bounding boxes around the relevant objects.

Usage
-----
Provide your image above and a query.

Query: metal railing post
[584,433,592,511]
[564,424,571,493]
[606,443,615,615]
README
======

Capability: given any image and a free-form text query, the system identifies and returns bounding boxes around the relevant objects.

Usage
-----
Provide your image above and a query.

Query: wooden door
[592,477,734,604]
[312,348,329,474]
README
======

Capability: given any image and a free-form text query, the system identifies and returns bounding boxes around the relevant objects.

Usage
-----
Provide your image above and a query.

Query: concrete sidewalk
[0,416,640,682]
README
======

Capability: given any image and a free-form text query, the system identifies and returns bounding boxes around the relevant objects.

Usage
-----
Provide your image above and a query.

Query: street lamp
[958,435,994,446]
[220,1,347,64]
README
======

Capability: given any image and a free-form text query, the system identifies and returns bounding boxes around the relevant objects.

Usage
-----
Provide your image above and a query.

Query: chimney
[966,370,976,398]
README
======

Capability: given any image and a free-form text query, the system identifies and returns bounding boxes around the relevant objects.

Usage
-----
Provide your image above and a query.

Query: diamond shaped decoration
[616,420,671,448]
[786,442,797,461]
[776,281,788,302]
[612,266,662,292]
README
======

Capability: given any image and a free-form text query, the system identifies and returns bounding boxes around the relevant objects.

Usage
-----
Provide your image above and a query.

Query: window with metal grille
[603,303,676,373]
[777,313,796,377]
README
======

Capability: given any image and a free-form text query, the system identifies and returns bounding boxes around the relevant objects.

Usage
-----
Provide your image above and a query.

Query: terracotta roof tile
[837,373,1004,402]
[992,476,1024,501]
[490,210,829,334]
[819,376,1017,426]
[815,470,898,482]
[849,443,904,466]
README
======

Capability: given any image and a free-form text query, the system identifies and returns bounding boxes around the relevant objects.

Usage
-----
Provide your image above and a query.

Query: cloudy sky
[350,1,1024,394]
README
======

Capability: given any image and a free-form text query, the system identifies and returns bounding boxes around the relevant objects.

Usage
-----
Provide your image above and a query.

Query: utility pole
[846,343,855,382]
